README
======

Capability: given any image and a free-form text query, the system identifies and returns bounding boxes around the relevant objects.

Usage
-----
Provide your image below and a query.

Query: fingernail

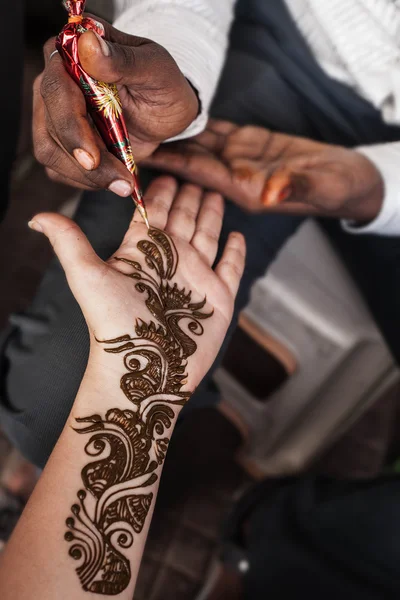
[93,31,110,57]
[28,220,43,233]
[109,180,133,197]
[73,148,95,171]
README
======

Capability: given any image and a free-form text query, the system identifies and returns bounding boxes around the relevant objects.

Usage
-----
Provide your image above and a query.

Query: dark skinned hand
[33,17,199,197]
[146,120,384,222]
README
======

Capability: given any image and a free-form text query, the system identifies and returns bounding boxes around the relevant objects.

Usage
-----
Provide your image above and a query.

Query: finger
[165,184,203,241]
[78,30,163,87]
[34,77,93,187]
[41,40,134,194]
[145,145,231,193]
[27,213,102,274]
[130,176,178,231]
[207,119,238,136]
[45,168,95,191]
[174,120,237,156]
[42,38,102,170]
[223,126,273,161]
[215,232,246,298]
[34,81,99,191]
[191,192,224,266]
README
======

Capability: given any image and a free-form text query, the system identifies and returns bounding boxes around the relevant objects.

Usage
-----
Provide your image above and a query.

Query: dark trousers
[1,0,400,472]
[0,2,23,221]
[223,474,400,599]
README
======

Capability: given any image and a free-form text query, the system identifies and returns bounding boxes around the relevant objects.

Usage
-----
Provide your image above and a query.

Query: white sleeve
[112,0,235,139]
[342,142,400,237]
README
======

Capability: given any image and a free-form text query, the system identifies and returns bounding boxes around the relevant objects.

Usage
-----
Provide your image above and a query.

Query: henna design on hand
[64,229,212,595]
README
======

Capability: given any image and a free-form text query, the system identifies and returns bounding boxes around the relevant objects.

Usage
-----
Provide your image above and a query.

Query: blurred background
[1,3,400,599]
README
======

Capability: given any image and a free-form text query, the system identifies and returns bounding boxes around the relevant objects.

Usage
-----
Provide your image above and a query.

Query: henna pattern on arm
[64,229,212,595]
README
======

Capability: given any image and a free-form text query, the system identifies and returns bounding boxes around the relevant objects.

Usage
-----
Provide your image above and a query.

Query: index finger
[41,37,101,170]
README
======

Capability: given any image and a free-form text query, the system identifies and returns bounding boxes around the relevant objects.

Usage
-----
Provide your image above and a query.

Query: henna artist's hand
[33,18,199,197]
[146,120,384,222]
[28,176,245,389]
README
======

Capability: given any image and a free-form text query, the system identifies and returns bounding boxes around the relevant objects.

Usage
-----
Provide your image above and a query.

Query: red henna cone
[57,0,149,228]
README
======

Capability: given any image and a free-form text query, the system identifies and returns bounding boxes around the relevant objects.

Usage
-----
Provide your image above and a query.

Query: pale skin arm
[0,176,245,600]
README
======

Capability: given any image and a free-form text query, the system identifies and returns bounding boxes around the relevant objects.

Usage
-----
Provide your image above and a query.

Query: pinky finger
[215,232,246,298]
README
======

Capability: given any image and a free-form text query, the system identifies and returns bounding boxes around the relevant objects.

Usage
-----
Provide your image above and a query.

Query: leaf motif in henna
[148,228,178,279]
[137,239,165,278]
[66,228,213,594]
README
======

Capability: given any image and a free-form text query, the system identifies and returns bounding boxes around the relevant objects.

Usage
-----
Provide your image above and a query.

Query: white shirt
[110,0,400,236]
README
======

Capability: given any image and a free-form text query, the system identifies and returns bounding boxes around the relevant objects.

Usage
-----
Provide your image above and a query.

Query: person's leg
[218,475,400,599]
[320,220,400,363]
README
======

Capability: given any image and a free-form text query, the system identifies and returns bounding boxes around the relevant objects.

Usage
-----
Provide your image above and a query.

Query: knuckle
[204,203,224,220]
[172,205,197,220]
[221,260,242,277]
[40,72,63,101]
[84,151,113,186]
[113,45,136,80]
[230,232,245,246]
[152,175,177,190]
[181,183,201,196]
[152,43,173,68]
[195,227,219,242]
[34,138,53,164]
[35,140,60,169]
[52,224,80,252]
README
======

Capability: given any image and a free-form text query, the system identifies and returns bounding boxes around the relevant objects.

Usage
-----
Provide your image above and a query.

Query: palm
[145,120,322,212]
[34,177,245,389]
[83,223,235,340]
[147,120,380,219]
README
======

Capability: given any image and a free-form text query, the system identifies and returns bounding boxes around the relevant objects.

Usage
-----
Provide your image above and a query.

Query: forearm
[0,346,183,599]
[0,192,243,598]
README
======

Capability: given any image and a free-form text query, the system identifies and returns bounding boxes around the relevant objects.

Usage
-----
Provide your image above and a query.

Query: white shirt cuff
[113,1,234,140]
[342,143,400,237]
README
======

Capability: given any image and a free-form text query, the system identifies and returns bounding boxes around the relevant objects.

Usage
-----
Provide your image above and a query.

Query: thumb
[78,30,155,86]
[28,213,103,277]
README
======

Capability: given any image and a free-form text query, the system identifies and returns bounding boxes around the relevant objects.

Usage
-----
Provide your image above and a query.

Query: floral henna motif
[64,229,212,595]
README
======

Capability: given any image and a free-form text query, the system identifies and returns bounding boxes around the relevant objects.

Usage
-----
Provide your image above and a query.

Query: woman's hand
[3,178,245,600]
[28,176,245,389]
[146,120,384,222]
[33,19,199,197]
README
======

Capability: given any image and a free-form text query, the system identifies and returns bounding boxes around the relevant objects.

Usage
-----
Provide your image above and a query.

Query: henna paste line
[65,228,213,595]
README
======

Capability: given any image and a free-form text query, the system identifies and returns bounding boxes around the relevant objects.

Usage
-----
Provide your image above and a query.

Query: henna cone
[56,0,149,228]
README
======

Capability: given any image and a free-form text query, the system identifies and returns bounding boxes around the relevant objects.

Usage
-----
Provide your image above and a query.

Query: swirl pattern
[65,229,212,594]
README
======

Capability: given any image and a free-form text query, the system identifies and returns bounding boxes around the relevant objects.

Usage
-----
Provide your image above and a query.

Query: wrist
[353,151,384,219]
[340,151,384,224]
[185,78,202,118]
